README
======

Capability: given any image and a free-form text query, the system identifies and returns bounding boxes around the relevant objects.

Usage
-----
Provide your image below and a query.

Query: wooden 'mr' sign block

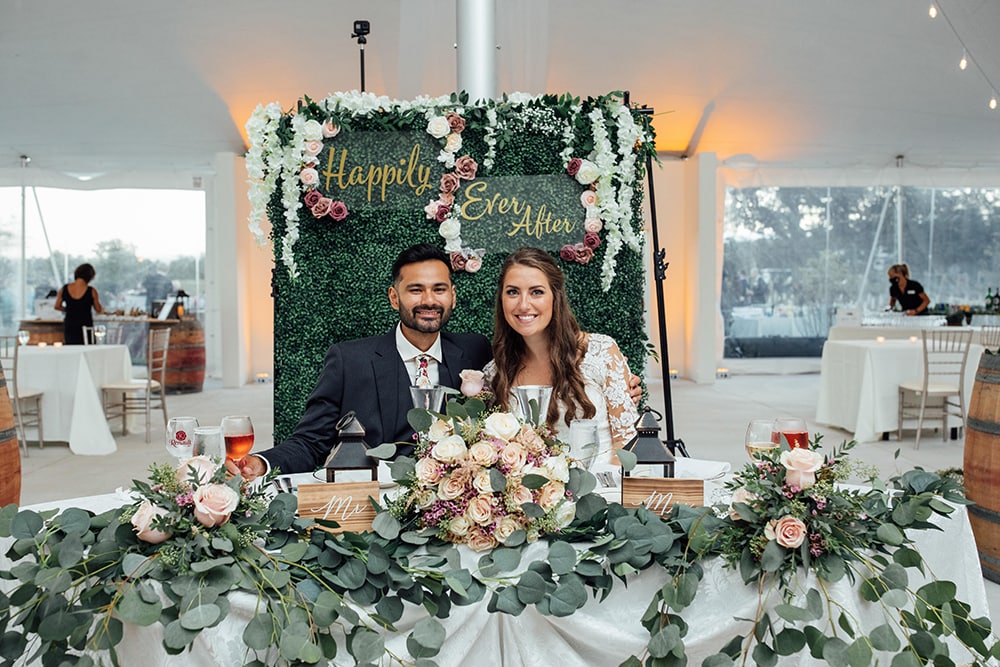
[620,478,704,517]
[297,481,379,533]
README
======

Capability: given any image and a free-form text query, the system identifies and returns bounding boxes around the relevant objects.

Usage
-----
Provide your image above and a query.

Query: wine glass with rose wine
[745,419,779,460]
[771,417,809,450]
[221,415,254,463]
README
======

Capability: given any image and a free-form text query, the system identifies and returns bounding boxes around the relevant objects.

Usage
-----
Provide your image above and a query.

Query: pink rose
[467,529,498,552]
[512,425,546,453]
[415,457,443,486]
[438,475,467,501]
[440,173,461,194]
[566,157,582,176]
[580,190,597,207]
[538,481,566,511]
[494,516,521,543]
[453,156,479,180]
[435,204,451,223]
[780,449,824,490]
[584,218,603,234]
[450,251,468,271]
[728,487,758,520]
[449,514,472,537]
[574,244,594,265]
[459,369,485,396]
[467,495,494,524]
[468,440,498,466]
[446,112,466,134]
[176,455,217,488]
[510,485,533,507]
[131,501,172,544]
[300,167,319,187]
[311,197,332,218]
[321,120,340,138]
[472,469,494,495]
[192,484,240,528]
[465,256,482,273]
[438,192,455,206]
[303,140,324,157]
[328,201,349,221]
[583,232,601,250]
[765,515,807,549]
[559,244,578,262]
[303,190,322,208]
[498,442,527,470]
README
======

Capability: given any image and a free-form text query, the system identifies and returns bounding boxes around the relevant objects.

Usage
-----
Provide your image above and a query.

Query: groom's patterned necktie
[414,354,432,387]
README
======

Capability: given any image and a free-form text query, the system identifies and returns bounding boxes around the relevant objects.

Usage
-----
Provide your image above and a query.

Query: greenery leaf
[547,541,577,575]
[180,604,221,630]
[617,449,637,472]
[118,584,162,626]
[366,442,397,459]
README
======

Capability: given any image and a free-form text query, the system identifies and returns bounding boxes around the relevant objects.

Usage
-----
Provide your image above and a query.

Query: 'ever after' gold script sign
[620,478,705,517]
[297,481,379,534]
[317,131,587,251]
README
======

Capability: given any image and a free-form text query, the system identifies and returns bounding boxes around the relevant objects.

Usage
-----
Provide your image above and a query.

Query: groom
[232,243,492,479]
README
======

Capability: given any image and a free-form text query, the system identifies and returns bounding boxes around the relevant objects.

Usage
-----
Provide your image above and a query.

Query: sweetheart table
[10,486,990,666]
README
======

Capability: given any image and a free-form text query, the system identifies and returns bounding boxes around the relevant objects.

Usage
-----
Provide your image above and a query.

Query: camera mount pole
[351,23,368,92]
[629,94,689,457]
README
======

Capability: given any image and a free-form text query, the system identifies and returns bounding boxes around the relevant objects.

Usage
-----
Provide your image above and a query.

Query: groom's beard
[399,304,451,334]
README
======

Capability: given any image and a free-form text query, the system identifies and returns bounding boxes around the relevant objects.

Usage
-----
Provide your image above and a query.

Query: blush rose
[780,449,824,489]
[453,156,479,180]
[131,501,173,544]
[460,369,485,396]
[191,484,240,528]
[765,515,808,549]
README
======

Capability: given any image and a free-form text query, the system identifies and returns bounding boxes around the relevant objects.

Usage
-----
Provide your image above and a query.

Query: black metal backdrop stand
[632,101,689,457]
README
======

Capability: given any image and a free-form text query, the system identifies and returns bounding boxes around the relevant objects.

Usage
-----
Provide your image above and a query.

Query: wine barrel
[163,318,206,394]
[0,360,22,507]
[963,351,1000,583]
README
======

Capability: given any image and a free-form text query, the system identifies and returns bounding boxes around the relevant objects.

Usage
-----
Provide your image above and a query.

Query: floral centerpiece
[387,397,587,552]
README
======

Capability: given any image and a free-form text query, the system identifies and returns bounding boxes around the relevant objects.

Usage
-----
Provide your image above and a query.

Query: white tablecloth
[815,338,984,442]
[17,345,132,455]
[10,488,990,666]
[829,324,995,346]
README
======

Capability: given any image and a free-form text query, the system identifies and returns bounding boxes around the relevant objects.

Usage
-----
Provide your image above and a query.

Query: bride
[484,247,638,462]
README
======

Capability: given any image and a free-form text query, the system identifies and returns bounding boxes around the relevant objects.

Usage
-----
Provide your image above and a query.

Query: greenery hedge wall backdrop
[246,91,658,442]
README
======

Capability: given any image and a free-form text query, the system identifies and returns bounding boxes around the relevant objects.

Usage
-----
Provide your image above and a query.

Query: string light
[930,3,999,114]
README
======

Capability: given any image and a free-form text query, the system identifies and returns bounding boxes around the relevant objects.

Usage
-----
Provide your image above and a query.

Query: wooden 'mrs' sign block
[620,478,704,517]
[297,481,379,533]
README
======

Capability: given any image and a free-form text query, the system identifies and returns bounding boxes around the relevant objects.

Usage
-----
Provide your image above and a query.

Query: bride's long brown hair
[491,248,595,427]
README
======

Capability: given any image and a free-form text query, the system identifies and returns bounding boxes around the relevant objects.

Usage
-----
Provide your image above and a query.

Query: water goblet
[568,418,600,470]
[513,385,553,426]
[17,330,29,346]
[772,417,809,449]
[94,324,107,344]
[193,426,222,459]
[409,385,445,412]
[745,418,778,460]
[221,415,255,463]
[166,416,200,461]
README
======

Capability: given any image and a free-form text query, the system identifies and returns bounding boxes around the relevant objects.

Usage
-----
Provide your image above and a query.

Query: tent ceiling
[2,0,999,186]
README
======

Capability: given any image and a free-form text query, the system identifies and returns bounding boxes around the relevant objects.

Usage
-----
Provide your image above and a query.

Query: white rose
[495,516,521,543]
[483,412,521,441]
[509,485,533,507]
[472,469,495,495]
[542,454,570,483]
[574,159,600,185]
[301,119,324,141]
[300,167,319,187]
[426,116,451,139]
[438,219,461,240]
[432,435,468,463]
[321,120,340,138]
[444,237,463,252]
[554,501,577,528]
[444,133,463,153]
[427,419,453,442]
[449,514,472,537]
[303,139,324,157]
[415,488,437,509]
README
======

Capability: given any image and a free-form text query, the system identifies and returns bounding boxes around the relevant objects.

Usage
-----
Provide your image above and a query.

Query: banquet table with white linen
[10,478,990,667]
[815,338,984,443]
[17,344,132,455]
[827,324,996,346]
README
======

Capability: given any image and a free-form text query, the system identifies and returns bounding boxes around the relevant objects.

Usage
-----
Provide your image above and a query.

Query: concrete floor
[16,362,998,623]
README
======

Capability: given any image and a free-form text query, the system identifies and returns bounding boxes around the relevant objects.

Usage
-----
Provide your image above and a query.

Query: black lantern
[622,406,675,478]
[169,290,190,319]
[324,411,378,482]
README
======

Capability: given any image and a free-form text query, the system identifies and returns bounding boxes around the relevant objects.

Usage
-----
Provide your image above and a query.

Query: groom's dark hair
[391,243,452,283]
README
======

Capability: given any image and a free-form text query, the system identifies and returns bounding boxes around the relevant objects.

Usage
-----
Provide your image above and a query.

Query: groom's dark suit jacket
[260,329,492,475]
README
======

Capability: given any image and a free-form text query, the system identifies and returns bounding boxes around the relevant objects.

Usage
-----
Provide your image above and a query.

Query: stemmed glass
[93,324,107,344]
[568,419,600,470]
[745,419,778,460]
[221,415,254,464]
[772,417,809,449]
[166,416,200,461]
[17,330,29,346]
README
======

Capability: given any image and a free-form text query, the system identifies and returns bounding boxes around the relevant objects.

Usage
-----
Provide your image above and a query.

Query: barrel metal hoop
[0,427,16,442]
[967,416,1000,436]
[968,502,1000,523]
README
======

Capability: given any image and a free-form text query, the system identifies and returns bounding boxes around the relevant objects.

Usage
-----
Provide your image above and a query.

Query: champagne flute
[166,416,199,461]
[745,419,778,460]
[17,330,29,346]
[221,415,254,463]
[772,417,809,450]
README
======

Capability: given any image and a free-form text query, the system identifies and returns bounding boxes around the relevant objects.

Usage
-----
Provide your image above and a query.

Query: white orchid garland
[245,91,651,288]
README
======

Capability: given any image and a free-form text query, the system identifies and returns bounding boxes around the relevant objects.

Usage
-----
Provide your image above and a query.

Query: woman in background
[888,263,930,316]
[485,247,638,462]
[55,263,104,344]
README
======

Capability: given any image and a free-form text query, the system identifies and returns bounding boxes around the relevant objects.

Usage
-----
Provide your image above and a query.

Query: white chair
[102,327,170,443]
[0,336,45,456]
[82,325,95,345]
[898,329,973,449]
[981,325,1000,352]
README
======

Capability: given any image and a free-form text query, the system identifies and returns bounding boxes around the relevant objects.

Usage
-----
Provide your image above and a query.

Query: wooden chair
[0,336,45,456]
[102,327,170,443]
[981,325,1000,352]
[898,329,973,449]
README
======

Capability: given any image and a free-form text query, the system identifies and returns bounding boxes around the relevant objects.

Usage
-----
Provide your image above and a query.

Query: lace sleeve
[601,338,639,454]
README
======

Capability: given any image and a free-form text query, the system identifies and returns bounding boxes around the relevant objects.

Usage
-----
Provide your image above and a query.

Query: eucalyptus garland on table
[1,441,997,666]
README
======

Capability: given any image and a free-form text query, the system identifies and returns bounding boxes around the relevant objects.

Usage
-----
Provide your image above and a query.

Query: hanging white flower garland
[245,92,651,289]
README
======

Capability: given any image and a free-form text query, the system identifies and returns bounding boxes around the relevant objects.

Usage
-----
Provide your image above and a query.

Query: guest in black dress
[887,263,930,316]
[55,263,105,344]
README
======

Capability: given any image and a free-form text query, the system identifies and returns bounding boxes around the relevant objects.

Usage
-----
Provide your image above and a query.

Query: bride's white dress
[484,333,638,462]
